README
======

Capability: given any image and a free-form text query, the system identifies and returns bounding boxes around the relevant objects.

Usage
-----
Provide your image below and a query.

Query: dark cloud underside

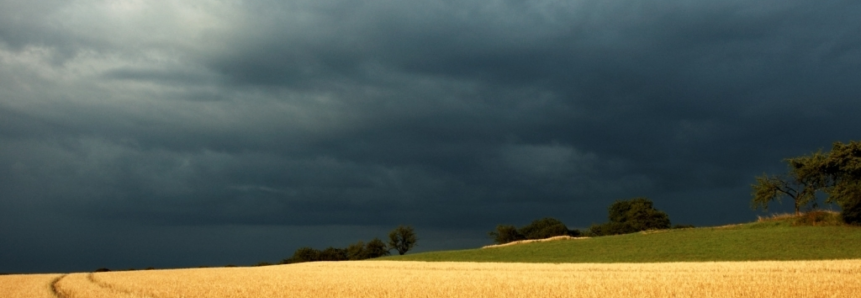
[2,0,860,273]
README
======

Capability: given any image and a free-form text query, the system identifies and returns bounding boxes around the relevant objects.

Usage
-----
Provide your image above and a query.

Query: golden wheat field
[0,273,62,298]
[3,260,861,298]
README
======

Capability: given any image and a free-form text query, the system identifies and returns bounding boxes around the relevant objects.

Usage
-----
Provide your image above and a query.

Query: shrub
[590,198,672,236]
[346,241,367,260]
[285,237,392,264]
[319,247,348,261]
[518,218,570,240]
[609,198,671,231]
[589,222,636,236]
[792,210,843,226]
[489,225,525,244]
[284,247,321,264]
[490,218,578,244]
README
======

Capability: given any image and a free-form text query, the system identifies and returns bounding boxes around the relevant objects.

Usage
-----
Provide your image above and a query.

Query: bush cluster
[589,197,672,236]
[489,198,680,243]
[489,217,581,244]
[790,210,845,226]
[282,238,391,264]
[281,225,417,264]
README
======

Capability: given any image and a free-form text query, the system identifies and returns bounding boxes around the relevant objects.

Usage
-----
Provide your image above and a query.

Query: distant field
[384,219,861,263]
[2,260,860,297]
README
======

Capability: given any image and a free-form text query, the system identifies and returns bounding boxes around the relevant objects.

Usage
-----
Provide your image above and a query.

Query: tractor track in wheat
[49,274,68,298]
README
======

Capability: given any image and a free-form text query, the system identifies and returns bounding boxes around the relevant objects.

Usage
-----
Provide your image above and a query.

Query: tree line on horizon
[490,140,861,245]
[280,225,418,264]
[489,197,693,245]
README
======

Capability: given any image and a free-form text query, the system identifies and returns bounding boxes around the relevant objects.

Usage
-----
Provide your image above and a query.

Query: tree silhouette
[388,225,417,255]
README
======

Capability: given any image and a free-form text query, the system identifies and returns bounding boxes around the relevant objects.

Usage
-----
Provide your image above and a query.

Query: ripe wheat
[0,273,61,298]
[4,260,861,297]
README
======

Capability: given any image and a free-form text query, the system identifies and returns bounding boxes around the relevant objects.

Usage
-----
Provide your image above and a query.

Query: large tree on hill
[751,141,861,220]
[388,225,417,255]
[818,141,861,224]
[751,156,826,216]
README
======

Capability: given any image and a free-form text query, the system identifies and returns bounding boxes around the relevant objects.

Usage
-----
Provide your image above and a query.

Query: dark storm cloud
[2,0,861,273]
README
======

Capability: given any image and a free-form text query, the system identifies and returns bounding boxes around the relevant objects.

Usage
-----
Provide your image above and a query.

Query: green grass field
[383,214,861,263]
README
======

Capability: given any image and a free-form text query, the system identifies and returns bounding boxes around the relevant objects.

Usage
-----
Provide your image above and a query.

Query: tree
[841,192,861,225]
[751,174,817,215]
[608,197,671,231]
[818,141,861,223]
[285,247,320,263]
[489,225,524,244]
[388,225,417,255]
[346,238,390,260]
[517,217,571,240]
[750,141,861,222]
[751,148,833,215]
[346,241,367,260]
[489,218,580,245]
[591,197,670,236]
[364,238,391,258]
[319,247,348,261]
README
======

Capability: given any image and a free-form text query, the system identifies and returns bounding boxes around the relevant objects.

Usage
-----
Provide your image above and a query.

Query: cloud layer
[2,0,860,272]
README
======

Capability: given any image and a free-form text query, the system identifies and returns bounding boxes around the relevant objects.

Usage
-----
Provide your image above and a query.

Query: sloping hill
[383,215,861,263]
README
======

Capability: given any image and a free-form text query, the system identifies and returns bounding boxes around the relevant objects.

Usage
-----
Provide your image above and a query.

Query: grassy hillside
[382,215,861,263]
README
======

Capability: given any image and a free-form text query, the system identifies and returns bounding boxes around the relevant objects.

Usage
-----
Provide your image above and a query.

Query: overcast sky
[2,0,860,273]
